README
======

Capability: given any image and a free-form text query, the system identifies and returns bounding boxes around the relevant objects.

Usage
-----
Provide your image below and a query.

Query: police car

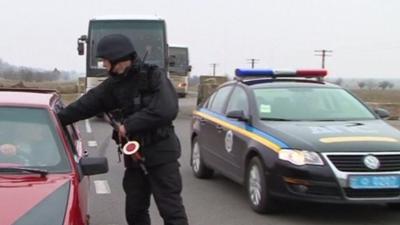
[191,69,400,213]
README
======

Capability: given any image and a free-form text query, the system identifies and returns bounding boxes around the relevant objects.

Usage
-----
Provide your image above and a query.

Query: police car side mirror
[80,157,109,176]
[187,65,192,72]
[227,110,249,122]
[374,108,390,119]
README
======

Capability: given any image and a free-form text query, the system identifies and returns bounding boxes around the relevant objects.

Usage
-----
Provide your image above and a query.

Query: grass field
[350,89,400,120]
[60,93,80,105]
[0,79,78,94]
[0,79,81,105]
[351,89,400,104]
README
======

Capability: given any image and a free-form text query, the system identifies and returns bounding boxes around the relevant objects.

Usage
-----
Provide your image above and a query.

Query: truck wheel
[246,157,279,214]
[191,137,213,178]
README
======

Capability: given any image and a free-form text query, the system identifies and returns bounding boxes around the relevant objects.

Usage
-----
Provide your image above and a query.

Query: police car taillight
[235,69,327,78]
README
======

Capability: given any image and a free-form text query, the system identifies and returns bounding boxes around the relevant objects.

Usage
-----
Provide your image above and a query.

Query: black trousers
[122,161,189,225]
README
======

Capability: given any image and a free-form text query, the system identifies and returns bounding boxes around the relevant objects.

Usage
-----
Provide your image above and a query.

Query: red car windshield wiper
[0,167,48,177]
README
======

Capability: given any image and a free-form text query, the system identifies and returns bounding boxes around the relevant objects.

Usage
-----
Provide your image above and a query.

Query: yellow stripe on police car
[193,111,281,153]
[319,136,399,143]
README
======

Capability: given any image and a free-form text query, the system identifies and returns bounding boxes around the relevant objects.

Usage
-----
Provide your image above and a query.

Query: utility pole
[210,63,218,76]
[314,50,332,68]
[247,58,260,68]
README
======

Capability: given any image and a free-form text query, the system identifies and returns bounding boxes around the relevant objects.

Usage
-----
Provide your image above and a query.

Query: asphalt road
[76,96,400,225]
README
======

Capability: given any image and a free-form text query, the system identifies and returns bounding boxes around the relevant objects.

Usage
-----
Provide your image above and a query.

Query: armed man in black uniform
[58,34,189,225]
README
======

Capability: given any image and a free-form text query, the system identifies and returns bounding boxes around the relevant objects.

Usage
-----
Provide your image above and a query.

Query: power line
[247,58,260,68]
[314,49,333,69]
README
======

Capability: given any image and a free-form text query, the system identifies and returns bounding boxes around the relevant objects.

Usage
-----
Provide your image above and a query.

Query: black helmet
[96,34,137,62]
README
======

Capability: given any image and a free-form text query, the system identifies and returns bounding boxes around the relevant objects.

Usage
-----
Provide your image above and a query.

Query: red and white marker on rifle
[122,141,140,155]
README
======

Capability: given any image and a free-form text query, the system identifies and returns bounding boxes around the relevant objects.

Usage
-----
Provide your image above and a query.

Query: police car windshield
[0,107,71,172]
[89,20,166,69]
[254,87,376,121]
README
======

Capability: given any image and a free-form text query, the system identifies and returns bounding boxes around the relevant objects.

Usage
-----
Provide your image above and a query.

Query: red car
[0,88,108,225]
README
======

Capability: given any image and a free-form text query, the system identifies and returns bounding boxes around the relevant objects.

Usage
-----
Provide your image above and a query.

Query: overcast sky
[0,0,399,78]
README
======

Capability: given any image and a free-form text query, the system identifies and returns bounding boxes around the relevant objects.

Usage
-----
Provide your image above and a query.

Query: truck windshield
[168,47,189,75]
[89,20,166,69]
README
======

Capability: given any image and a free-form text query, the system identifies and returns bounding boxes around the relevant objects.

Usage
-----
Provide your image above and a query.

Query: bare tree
[0,58,73,81]
[358,81,366,89]
[378,81,392,90]
[366,79,376,90]
[388,82,395,89]
[333,78,343,86]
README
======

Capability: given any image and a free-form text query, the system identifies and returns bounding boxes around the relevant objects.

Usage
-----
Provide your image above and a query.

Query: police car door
[223,86,250,180]
[203,85,234,172]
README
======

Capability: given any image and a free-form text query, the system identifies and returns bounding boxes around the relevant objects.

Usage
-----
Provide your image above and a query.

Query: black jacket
[58,65,181,167]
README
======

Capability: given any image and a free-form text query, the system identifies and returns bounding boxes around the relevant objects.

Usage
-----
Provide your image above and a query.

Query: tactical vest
[109,64,173,167]
[128,64,173,145]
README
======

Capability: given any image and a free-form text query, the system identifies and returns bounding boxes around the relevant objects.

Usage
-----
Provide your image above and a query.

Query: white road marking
[85,119,92,133]
[88,141,98,147]
[94,180,111,194]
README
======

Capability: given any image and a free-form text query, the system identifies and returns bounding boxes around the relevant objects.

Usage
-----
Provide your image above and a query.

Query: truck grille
[327,154,400,172]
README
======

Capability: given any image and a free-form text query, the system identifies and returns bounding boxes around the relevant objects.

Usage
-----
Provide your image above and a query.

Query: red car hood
[0,174,71,225]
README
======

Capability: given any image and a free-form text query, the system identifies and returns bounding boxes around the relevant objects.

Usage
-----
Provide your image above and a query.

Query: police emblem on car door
[225,130,233,153]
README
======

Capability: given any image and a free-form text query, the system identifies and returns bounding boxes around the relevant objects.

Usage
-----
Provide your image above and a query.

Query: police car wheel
[191,137,214,178]
[246,157,278,214]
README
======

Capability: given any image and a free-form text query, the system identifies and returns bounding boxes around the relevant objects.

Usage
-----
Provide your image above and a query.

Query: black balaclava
[108,54,137,77]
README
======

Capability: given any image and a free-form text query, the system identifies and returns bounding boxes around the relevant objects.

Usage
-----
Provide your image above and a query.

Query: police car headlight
[279,149,324,166]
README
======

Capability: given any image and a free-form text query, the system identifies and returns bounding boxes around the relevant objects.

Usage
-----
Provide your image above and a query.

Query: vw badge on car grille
[363,155,380,170]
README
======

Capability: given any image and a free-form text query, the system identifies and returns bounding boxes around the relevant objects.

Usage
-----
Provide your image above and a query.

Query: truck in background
[77,15,168,92]
[196,75,228,105]
[168,46,191,98]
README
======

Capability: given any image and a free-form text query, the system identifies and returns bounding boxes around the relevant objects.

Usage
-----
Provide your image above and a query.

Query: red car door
[63,124,90,225]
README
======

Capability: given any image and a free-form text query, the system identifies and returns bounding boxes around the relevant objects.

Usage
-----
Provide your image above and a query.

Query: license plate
[349,175,400,189]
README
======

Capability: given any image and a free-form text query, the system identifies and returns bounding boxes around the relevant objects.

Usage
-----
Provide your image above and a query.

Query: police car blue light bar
[235,68,327,78]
